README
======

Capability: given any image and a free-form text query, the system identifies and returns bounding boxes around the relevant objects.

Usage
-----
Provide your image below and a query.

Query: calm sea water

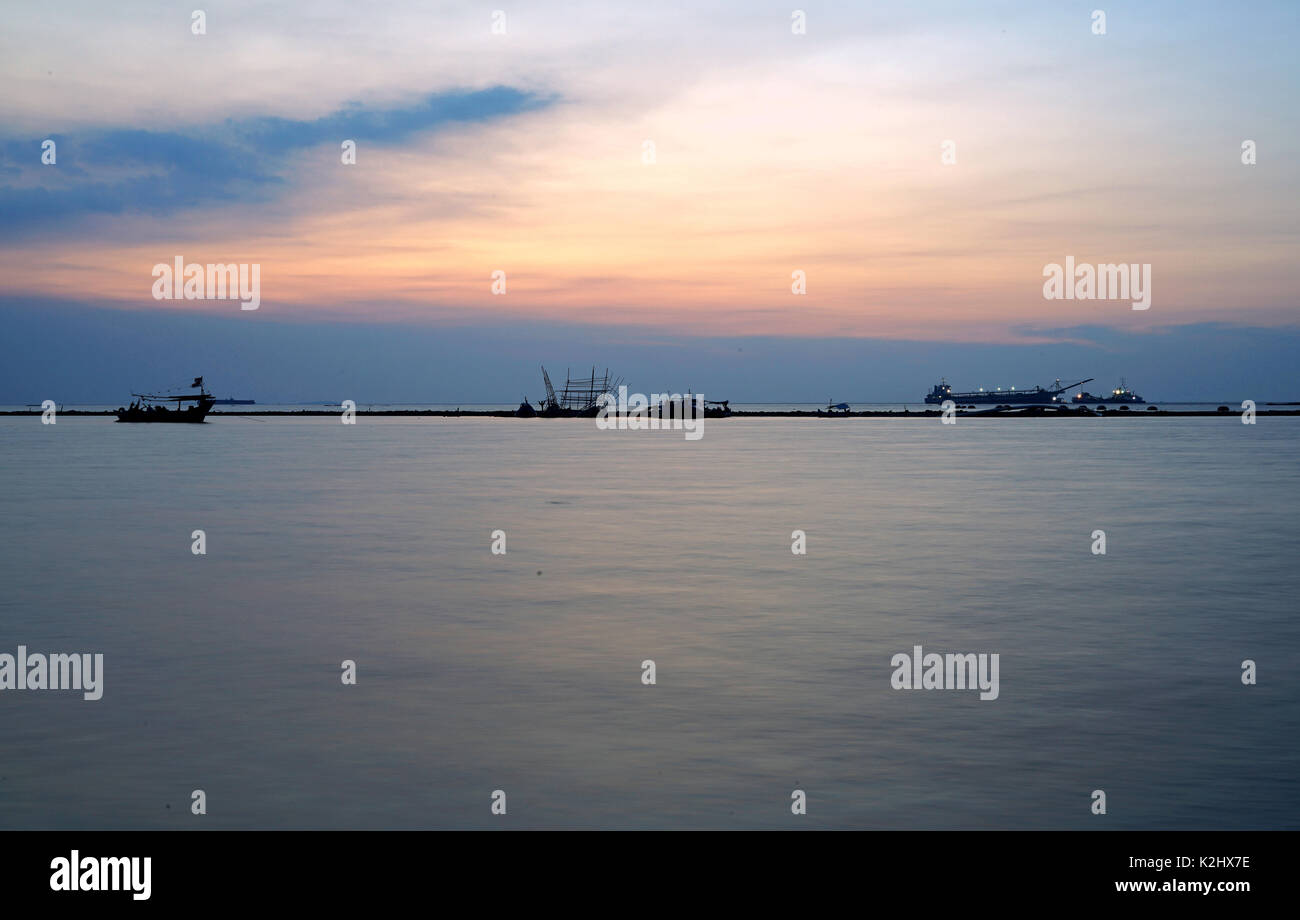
[1,416,1297,829]
[0,401,1261,413]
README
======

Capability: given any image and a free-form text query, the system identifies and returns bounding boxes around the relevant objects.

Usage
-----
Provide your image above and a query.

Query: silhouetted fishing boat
[115,377,216,423]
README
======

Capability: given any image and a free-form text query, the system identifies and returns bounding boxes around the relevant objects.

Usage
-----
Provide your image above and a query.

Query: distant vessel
[654,395,731,418]
[1073,379,1146,404]
[212,397,255,405]
[115,377,215,423]
[523,366,730,418]
[536,366,624,417]
[924,377,1093,405]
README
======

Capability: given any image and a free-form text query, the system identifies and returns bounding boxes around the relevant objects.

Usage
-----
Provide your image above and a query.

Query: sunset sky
[2,1,1297,400]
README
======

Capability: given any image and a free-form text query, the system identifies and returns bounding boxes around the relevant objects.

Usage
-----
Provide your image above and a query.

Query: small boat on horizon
[115,377,216,423]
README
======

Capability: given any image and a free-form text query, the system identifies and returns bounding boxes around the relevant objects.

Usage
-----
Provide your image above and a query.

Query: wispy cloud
[0,87,548,235]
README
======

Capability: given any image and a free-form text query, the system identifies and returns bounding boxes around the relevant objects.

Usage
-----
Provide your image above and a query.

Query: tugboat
[116,377,216,423]
[1073,378,1146,404]
[924,376,1093,405]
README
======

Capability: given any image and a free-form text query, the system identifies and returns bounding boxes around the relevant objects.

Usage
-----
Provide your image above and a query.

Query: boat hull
[924,391,1062,405]
[1073,392,1145,404]
[115,403,214,423]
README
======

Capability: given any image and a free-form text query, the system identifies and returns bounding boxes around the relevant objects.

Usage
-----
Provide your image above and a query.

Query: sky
[1,1,1297,401]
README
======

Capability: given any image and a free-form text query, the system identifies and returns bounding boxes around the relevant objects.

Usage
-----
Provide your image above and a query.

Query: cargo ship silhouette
[924,377,1093,405]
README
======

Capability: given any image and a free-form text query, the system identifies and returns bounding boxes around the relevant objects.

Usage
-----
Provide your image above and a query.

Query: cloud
[0,2,1294,339]
[229,86,550,150]
[0,87,548,236]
